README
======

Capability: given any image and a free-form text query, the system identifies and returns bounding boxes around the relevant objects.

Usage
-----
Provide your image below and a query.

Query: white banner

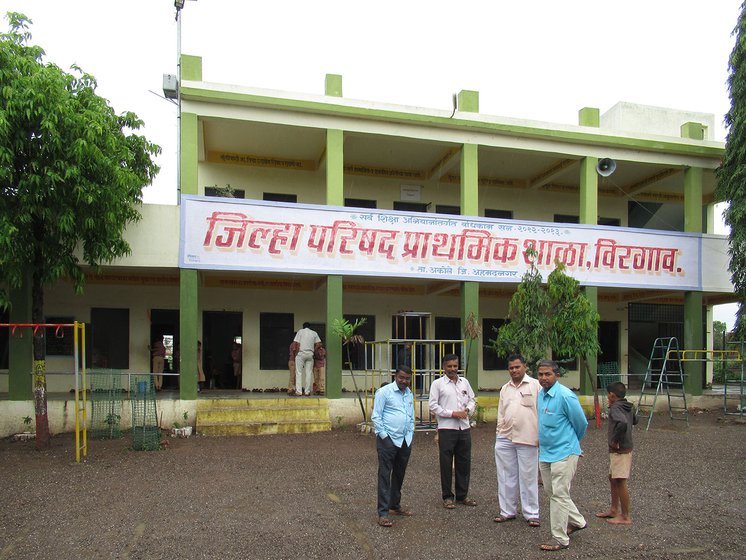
[179,197,703,290]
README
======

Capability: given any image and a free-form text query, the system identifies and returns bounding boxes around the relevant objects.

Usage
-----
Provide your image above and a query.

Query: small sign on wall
[400,184,422,202]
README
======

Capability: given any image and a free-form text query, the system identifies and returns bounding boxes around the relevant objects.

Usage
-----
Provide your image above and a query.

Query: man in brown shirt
[493,354,541,526]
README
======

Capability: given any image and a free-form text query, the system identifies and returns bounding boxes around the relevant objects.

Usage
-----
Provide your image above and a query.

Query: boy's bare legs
[596,475,618,518]
[607,479,632,524]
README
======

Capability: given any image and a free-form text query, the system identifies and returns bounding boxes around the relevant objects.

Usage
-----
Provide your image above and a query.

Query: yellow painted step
[198,420,332,437]
[198,406,330,423]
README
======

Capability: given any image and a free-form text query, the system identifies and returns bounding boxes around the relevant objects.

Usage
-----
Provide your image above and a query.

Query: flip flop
[540,542,569,552]
[567,523,588,536]
[443,499,456,509]
[527,518,541,527]
[377,517,393,527]
[390,507,413,516]
[493,515,516,523]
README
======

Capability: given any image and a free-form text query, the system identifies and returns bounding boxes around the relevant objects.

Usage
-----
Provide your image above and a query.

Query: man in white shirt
[428,353,477,509]
[494,354,541,527]
[293,322,321,396]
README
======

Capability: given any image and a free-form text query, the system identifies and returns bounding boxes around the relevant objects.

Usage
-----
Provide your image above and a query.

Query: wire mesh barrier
[129,375,161,450]
[88,370,124,440]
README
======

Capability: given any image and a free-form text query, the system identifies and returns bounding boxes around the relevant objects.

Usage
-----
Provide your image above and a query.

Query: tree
[0,13,160,448]
[717,3,746,338]
[491,247,601,425]
[492,246,551,370]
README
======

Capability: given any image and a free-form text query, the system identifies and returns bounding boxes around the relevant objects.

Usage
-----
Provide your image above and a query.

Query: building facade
[1,54,733,416]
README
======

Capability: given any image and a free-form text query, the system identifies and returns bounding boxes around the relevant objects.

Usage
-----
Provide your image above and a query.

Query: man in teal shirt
[372,366,414,528]
[537,360,588,551]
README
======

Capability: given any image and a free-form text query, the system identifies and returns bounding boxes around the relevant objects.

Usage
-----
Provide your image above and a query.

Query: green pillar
[180,112,199,196]
[8,277,33,400]
[459,95,479,386]
[325,91,344,396]
[326,276,343,399]
[682,122,705,395]
[179,269,199,400]
[578,108,600,396]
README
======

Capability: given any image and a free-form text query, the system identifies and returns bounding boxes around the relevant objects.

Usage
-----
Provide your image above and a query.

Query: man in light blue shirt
[371,366,415,527]
[537,360,588,551]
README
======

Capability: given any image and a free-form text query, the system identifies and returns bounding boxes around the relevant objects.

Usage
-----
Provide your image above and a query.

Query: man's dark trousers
[438,428,471,500]
[377,436,412,517]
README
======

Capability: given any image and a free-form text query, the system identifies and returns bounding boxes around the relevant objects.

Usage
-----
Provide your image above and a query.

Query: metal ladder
[637,337,688,431]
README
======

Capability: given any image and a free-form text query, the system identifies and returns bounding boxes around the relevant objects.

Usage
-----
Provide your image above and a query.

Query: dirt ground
[1,410,744,560]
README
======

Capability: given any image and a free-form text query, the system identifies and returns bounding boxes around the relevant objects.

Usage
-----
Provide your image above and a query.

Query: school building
[0,53,734,434]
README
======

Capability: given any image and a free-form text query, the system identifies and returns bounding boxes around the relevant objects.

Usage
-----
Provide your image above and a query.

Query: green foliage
[492,247,599,372]
[0,13,160,307]
[717,4,746,337]
[331,317,366,346]
[493,246,551,370]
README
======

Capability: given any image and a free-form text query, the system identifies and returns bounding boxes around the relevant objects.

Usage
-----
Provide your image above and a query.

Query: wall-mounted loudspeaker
[596,158,616,177]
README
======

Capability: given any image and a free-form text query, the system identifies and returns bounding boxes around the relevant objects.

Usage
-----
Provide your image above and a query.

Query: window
[260,313,294,370]
[435,316,462,357]
[204,187,245,199]
[263,193,297,203]
[90,308,129,369]
[482,318,508,371]
[345,198,377,209]
[436,205,460,215]
[45,316,75,356]
[393,201,428,213]
[485,209,513,220]
[343,315,375,370]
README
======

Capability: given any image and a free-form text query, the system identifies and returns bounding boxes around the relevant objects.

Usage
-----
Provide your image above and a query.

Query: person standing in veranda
[494,353,541,527]
[231,341,242,390]
[293,322,321,396]
[312,342,326,395]
[428,353,477,509]
[537,359,588,552]
[287,340,300,395]
[150,337,166,391]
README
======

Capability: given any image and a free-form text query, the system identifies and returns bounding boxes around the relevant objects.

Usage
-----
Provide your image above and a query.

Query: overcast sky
[5,0,742,327]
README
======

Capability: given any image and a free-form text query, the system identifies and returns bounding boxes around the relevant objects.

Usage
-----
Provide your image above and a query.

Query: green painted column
[8,277,32,400]
[578,108,600,396]
[325,74,344,396]
[459,92,480,387]
[326,276,343,399]
[179,269,199,400]
[682,122,705,395]
[180,112,199,196]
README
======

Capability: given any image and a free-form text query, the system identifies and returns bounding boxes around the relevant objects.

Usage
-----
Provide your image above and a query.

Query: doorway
[203,311,242,389]
[150,309,179,389]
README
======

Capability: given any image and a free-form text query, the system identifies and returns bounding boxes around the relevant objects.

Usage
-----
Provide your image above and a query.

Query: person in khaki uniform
[287,341,299,395]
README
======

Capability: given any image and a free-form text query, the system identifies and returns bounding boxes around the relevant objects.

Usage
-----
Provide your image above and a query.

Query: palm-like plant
[331,317,367,421]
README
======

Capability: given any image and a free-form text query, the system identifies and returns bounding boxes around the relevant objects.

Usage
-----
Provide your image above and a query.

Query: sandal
[540,542,569,551]
[390,507,413,516]
[567,523,587,536]
[493,515,516,523]
[457,497,477,506]
[443,499,456,509]
[527,518,541,527]
[377,517,393,527]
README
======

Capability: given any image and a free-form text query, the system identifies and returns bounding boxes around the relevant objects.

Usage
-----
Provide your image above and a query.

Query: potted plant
[13,416,35,442]
[171,410,192,438]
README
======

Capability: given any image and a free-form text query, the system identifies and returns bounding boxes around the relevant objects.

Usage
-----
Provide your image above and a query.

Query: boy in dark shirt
[596,381,637,525]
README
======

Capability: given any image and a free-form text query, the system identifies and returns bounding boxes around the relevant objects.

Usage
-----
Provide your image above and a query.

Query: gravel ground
[0,410,744,560]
